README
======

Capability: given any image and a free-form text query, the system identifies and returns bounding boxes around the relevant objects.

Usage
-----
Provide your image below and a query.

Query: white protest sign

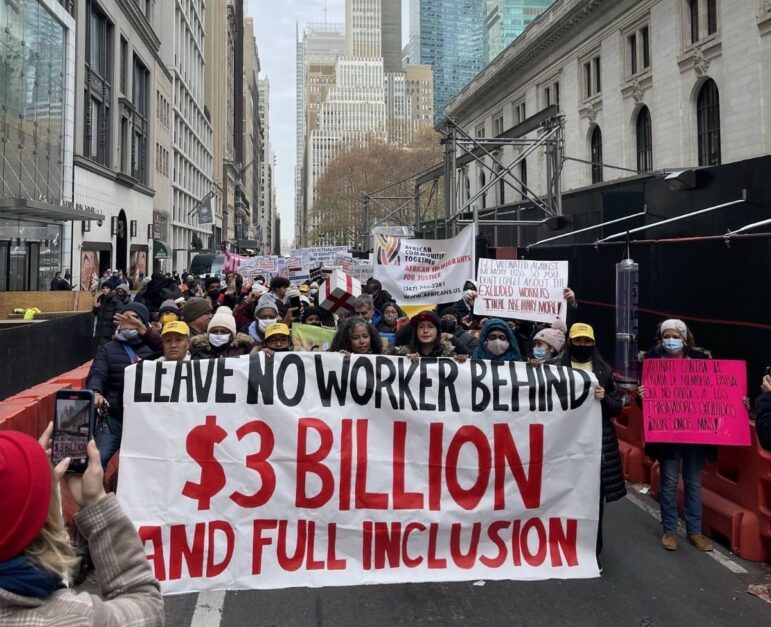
[474,259,568,323]
[374,227,475,304]
[291,246,350,268]
[118,354,601,594]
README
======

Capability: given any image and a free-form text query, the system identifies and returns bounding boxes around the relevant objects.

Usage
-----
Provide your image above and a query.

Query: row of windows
[155,142,169,177]
[156,91,170,128]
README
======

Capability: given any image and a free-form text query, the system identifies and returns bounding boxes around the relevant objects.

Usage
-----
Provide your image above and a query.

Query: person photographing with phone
[0,426,163,625]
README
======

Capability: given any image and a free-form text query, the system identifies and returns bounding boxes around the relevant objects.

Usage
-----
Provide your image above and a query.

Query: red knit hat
[0,431,53,561]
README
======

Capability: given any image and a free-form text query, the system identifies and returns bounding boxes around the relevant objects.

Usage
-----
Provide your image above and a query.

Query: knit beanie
[116,283,130,292]
[208,305,237,335]
[534,327,566,352]
[254,294,279,317]
[182,297,212,322]
[660,318,688,339]
[122,301,150,324]
[159,299,181,315]
[0,432,53,560]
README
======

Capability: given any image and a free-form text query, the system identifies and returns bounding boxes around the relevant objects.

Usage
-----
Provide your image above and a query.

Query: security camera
[97,220,103,227]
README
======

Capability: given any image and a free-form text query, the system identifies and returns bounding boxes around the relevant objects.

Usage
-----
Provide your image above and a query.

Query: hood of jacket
[473,319,522,361]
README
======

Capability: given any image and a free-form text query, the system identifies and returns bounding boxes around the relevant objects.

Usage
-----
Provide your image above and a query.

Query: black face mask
[570,344,594,363]
[208,289,220,298]
[440,319,457,333]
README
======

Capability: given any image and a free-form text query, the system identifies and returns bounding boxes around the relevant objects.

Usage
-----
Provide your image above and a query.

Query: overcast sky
[246,0,410,247]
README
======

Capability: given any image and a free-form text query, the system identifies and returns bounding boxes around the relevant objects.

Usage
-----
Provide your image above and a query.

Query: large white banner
[374,227,476,304]
[291,246,351,269]
[474,259,569,323]
[118,354,601,594]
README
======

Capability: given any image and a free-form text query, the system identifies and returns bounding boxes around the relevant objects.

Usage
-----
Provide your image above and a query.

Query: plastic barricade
[649,421,771,562]
[613,404,653,484]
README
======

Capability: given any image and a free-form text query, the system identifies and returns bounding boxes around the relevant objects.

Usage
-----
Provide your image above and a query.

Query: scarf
[0,556,64,598]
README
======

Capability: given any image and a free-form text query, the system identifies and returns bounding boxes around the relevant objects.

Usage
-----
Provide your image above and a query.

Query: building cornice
[443,0,611,123]
[116,0,161,53]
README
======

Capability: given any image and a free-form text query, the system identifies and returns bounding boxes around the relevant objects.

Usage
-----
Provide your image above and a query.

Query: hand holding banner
[118,354,602,594]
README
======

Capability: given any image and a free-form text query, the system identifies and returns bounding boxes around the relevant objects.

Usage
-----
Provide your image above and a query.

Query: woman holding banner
[637,319,715,553]
[472,319,523,362]
[560,323,626,569]
[330,317,384,356]
[397,311,467,363]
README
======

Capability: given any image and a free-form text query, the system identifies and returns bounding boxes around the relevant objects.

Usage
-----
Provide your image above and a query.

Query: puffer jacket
[0,495,163,626]
[641,346,718,463]
[189,332,257,360]
[86,333,161,417]
[92,294,123,345]
[561,350,627,503]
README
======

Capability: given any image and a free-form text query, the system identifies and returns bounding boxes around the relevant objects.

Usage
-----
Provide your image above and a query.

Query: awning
[154,240,171,259]
[0,197,105,222]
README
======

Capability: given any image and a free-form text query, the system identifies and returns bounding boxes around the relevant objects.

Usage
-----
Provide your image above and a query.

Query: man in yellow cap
[158,320,191,362]
[262,322,292,355]
[567,322,596,371]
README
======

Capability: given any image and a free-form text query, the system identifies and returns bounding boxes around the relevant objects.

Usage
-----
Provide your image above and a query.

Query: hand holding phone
[52,390,95,474]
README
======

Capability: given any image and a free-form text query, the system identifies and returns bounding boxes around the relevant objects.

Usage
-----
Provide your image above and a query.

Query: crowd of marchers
[2,269,770,626]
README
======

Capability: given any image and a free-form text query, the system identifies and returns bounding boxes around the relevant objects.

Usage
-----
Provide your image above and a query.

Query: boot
[660,533,678,551]
[688,534,713,551]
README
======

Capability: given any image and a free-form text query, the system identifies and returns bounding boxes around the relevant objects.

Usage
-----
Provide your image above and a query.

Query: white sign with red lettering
[118,354,601,594]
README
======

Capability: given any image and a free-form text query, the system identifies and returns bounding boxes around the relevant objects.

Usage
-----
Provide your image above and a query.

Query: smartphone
[52,389,95,473]
[290,295,301,309]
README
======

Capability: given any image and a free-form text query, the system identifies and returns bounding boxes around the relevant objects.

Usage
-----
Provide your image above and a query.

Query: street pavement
[160,488,771,627]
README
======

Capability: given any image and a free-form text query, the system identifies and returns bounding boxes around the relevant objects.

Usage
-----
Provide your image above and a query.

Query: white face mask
[486,338,510,356]
[209,333,231,347]
[258,318,277,332]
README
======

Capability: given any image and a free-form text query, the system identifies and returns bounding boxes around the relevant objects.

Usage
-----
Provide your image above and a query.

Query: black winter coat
[92,294,123,345]
[561,351,627,503]
[753,392,771,452]
[86,333,162,417]
[640,347,718,463]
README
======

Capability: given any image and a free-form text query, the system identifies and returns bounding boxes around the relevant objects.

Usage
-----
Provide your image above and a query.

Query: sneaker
[661,533,678,551]
[688,534,713,551]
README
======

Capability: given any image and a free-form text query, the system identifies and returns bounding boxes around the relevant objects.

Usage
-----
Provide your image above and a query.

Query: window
[687,0,719,44]
[479,172,487,209]
[132,57,150,182]
[583,55,601,99]
[513,100,526,125]
[697,79,721,166]
[590,126,603,183]
[83,1,112,166]
[120,37,128,94]
[475,124,485,139]
[636,106,653,173]
[493,112,504,137]
[627,24,651,76]
[520,158,528,196]
[707,0,718,34]
[689,0,700,43]
[544,86,551,107]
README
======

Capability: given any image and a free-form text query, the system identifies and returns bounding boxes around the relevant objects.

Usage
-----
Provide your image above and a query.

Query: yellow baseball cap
[299,284,309,294]
[569,323,595,341]
[265,322,290,339]
[161,320,190,337]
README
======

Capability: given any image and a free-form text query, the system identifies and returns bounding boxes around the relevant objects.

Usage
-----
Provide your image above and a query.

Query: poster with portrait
[79,250,99,291]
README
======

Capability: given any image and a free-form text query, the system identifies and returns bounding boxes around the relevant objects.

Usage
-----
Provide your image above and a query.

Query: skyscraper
[485,0,554,63]
[408,0,486,123]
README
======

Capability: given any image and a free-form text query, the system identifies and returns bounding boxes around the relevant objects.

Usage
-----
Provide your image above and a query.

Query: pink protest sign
[642,359,750,446]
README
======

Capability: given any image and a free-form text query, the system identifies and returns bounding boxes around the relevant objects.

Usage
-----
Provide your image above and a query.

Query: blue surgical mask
[115,328,139,342]
[662,338,684,354]
[532,347,549,361]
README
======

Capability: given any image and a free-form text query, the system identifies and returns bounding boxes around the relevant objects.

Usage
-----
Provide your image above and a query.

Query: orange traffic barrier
[649,421,771,562]
[613,404,654,484]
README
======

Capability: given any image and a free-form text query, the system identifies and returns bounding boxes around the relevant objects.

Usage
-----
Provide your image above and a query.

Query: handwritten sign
[474,259,568,323]
[642,359,750,446]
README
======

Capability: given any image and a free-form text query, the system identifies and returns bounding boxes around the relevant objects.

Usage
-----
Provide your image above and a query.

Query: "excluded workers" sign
[118,353,602,594]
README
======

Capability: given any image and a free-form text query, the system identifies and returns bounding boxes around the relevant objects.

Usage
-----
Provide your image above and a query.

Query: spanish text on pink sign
[474,259,568,323]
[642,359,750,446]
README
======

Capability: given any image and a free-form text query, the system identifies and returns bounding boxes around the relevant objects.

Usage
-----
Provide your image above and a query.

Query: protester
[330,317,383,355]
[364,278,393,312]
[190,306,256,359]
[182,275,201,299]
[376,301,404,334]
[92,284,122,346]
[245,295,282,347]
[50,271,71,291]
[158,299,181,328]
[156,321,191,362]
[203,277,222,310]
[756,374,771,451]
[529,327,566,366]
[0,429,163,625]
[181,297,213,336]
[301,305,334,327]
[472,318,523,362]
[397,311,467,363]
[268,277,290,316]
[221,273,245,309]
[454,280,479,328]
[97,268,113,289]
[562,322,626,567]
[352,294,375,323]
[133,273,182,314]
[637,319,714,552]
[439,307,478,355]
[114,283,131,306]
[261,323,293,356]
[86,302,161,468]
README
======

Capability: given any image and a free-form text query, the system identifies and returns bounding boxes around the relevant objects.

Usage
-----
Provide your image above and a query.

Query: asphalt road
[161,489,771,627]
